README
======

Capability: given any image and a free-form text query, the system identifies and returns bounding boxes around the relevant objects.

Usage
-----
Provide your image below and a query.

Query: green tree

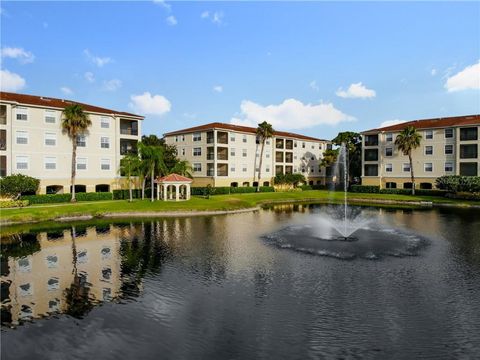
[119,154,141,202]
[256,121,274,191]
[169,160,193,178]
[139,144,167,202]
[0,174,39,199]
[332,131,362,180]
[141,134,163,146]
[395,126,422,195]
[62,104,91,202]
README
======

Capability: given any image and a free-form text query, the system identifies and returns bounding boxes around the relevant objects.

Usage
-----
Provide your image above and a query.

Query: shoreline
[1,195,479,227]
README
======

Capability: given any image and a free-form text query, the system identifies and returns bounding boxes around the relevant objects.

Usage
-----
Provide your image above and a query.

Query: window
[0,105,6,124]
[76,157,87,170]
[101,137,110,149]
[445,144,453,155]
[403,163,411,172]
[424,163,433,172]
[302,142,305,148]
[385,163,393,172]
[266,139,270,145]
[445,128,453,138]
[242,149,247,157]
[101,159,110,170]
[386,133,393,142]
[16,131,28,145]
[16,155,29,170]
[230,148,236,157]
[266,166,270,173]
[101,247,111,260]
[230,165,235,172]
[425,146,433,155]
[460,127,478,141]
[46,255,58,268]
[301,167,305,173]
[294,141,297,148]
[242,135,247,143]
[47,277,60,291]
[460,162,478,176]
[242,164,247,172]
[425,130,433,140]
[364,134,378,146]
[460,144,478,159]
[77,250,88,264]
[16,107,28,121]
[364,164,378,176]
[175,136,179,142]
[266,151,270,158]
[445,162,453,172]
[181,148,185,156]
[385,147,393,156]
[193,163,201,172]
[19,283,33,296]
[44,157,57,170]
[101,117,110,128]
[45,110,57,124]
[311,145,314,149]
[76,135,86,147]
[193,132,201,141]
[45,132,56,146]
[311,166,315,172]
[230,133,235,142]
[364,149,378,161]
[18,258,31,272]
[193,147,201,156]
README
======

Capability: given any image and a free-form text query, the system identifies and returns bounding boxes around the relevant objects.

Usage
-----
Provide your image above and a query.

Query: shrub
[274,173,306,186]
[0,200,29,208]
[22,192,113,204]
[300,185,312,191]
[445,192,480,201]
[0,174,40,199]
[112,189,143,200]
[230,186,256,194]
[259,186,275,192]
[349,185,380,193]
[436,176,480,193]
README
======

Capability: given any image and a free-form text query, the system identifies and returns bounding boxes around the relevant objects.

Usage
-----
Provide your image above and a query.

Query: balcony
[275,151,284,162]
[120,119,138,136]
[285,152,293,163]
[275,165,283,175]
[285,165,293,174]
[207,131,214,144]
[217,131,228,144]
[275,139,284,149]
[207,147,215,160]
[217,163,228,177]
[120,139,138,155]
[364,134,379,146]
[207,163,215,176]
[364,148,379,161]
[0,130,6,151]
[460,144,478,159]
[285,139,293,150]
[460,127,478,141]
[0,105,6,125]
[217,147,228,161]
[0,155,6,177]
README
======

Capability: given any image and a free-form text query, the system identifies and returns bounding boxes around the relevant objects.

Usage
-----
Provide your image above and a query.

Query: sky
[1,1,479,140]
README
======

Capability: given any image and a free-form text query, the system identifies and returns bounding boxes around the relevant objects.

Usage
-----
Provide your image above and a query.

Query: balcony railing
[120,128,138,136]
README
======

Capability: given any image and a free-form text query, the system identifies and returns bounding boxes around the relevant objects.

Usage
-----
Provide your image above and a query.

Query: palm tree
[256,121,274,191]
[62,104,91,202]
[395,126,422,195]
[169,160,193,178]
[139,145,167,202]
[137,142,150,200]
[120,154,141,202]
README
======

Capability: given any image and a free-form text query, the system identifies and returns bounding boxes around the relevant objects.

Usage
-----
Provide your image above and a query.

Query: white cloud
[230,98,354,130]
[84,72,95,83]
[309,80,319,92]
[60,87,73,95]
[201,10,224,25]
[129,92,171,115]
[1,47,35,64]
[153,0,171,11]
[166,15,177,26]
[83,49,112,67]
[336,82,376,99]
[431,68,437,76]
[213,85,223,93]
[379,119,407,128]
[0,69,26,92]
[103,79,122,91]
[445,61,480,92]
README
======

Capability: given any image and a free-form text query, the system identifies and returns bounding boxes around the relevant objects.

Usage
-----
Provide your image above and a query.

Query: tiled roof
[155,173,193,183]
[163,122,329,142]
[0,91,144,119]
[362,115,480,133]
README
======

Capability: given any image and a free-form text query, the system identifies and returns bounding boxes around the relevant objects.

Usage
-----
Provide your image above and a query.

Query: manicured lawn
[1,190,479,226]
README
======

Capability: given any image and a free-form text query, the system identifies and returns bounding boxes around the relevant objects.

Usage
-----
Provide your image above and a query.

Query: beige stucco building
[361,115,480,189]
[164,122,332,187]
[0,92,143,194]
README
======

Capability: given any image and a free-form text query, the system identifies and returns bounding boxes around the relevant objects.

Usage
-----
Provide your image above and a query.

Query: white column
[187,184,191,200]
[175,184,180,201]
[157,182,160,200]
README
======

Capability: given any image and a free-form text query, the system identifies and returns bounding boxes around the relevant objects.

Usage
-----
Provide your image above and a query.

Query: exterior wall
[362,124,480,189]
[0,101,142,194]
[165,128,330,187]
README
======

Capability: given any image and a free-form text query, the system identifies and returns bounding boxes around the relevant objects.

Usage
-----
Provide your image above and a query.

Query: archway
[46,185,64,194]
[95,184,110,192]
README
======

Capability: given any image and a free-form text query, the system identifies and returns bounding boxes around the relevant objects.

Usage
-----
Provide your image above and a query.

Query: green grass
[1,190,479,226]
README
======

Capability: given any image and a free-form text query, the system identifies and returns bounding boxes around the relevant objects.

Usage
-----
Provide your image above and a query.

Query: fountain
[262,144,429,260]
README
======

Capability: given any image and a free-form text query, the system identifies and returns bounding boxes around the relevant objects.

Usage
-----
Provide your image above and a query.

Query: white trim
[76,157,87,170]
[44,109,57,124]
[444,144,454,155]
[444,161,454,172]
[100,158,111,170]
[15,107,28,122]
[44,132,57,147]
[16,155,29,170]
[424,145,433,155]
[424,162,433,172]
[44,156,57,170]
[15,130,29,145]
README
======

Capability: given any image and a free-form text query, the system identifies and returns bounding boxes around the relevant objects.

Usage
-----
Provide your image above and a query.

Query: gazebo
[154,173,192,201]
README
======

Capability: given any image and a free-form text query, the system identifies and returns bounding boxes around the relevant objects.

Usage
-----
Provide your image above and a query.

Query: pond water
[1,204,480,359]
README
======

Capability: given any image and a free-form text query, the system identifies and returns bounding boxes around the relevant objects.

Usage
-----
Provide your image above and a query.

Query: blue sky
[1,1,479,139]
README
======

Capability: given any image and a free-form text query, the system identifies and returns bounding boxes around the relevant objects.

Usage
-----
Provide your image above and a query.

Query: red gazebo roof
[155,173,193,183]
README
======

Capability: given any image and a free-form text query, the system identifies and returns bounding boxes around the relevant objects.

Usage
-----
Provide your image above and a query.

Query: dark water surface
[1,204,480,359]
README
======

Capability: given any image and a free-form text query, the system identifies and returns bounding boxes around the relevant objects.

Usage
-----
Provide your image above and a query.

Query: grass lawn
[1,190,479,226]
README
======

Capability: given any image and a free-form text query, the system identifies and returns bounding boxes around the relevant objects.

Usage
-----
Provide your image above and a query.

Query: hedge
[21,192,113,204]
[350,185,380,193]
[349,185,446,197]
[299,185,326,191]
[445,192,480,201]
[190,186,274,196]
[0,200,29,208]
[436,175,480,193]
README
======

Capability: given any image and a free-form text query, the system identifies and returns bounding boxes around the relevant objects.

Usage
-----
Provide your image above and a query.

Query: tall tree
[120,154,141,202]
[255,121,274,191]
[332,131,362,180]
[139,144,167,201]
[141,134,163,147]
[169,160,193,178]
[395,126,422,195]
[62,104,91,202]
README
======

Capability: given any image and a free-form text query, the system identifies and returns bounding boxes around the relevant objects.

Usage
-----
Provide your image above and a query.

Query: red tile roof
[362,115,479,133]
[0,91,143,119]
[164,122,329,142]
[155,173,193,183]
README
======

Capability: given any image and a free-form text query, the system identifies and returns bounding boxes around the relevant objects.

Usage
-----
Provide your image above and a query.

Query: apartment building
[0,92,143,194]
[164,122,331,187]
[361,115,480,189]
